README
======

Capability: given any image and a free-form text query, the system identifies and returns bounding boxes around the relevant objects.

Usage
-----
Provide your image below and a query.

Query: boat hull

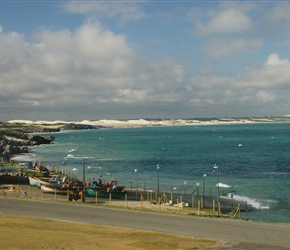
[41,185,68,195]
[86,188,126,199]
[0,175,29,184]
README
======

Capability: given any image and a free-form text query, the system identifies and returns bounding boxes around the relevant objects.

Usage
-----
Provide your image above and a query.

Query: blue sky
[1,0,290,121]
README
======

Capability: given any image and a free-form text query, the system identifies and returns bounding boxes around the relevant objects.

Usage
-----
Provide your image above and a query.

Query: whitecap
[217,182,231,188]
[228,194,271,210]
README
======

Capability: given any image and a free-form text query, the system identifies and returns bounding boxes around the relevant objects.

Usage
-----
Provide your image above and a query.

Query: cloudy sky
[1,0,290,121]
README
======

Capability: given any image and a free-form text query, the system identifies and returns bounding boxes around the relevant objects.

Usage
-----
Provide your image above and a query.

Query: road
[1,198,290,249]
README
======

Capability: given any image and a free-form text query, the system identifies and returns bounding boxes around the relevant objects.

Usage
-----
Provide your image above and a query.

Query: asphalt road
[1,198,290,249]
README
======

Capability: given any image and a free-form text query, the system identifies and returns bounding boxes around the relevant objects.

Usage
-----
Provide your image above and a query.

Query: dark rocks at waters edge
[0,123,99,163]
[59,123,97,131]
[0,130,55,162]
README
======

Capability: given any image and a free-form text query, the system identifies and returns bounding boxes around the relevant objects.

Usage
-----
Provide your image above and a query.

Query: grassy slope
[0,214,217,250]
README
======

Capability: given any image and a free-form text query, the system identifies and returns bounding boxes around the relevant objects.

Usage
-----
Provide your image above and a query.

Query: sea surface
[16,122,290,223]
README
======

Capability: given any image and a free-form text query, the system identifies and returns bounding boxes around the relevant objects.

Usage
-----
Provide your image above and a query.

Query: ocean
[17,122,290,223]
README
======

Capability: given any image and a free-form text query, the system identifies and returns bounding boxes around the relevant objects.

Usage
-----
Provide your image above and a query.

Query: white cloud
[0,21,189,119]
[265,53,289,66]
[235,53,290,92]
[265,3,290,22]
[2,2,290,120]
[195,9,253,36]
[206,38,263,58]
[256,91,276,102]
[62,1,145,24]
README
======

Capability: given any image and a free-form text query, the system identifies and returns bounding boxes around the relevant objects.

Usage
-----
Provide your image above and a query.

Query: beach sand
[7,117,290,129]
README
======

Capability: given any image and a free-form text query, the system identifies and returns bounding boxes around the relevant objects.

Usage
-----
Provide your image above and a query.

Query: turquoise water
[22,123,290,223]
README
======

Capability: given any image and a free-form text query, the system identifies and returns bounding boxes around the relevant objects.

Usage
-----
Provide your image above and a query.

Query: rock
[27,135,54,145]
[0,130,54,162]
[60,123,97,131]
[0,122,97,163]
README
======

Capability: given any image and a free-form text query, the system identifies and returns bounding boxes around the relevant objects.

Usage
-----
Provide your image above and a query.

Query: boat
[86,188,126,199]
[85,179,126,199]
[0,168,29,184]
[0,173,29,184]
[29,175,69,187]
[28,176,39,186]
[40,184,69,195]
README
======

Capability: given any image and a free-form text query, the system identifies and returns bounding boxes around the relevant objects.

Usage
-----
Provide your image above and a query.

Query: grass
[0,214,217,250]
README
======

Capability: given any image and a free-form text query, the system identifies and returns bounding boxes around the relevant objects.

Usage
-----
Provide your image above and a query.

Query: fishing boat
[86,188,126,199]
[29,175,69,187]
[85,179,126,199]
[28,176,39,186]
[0,173,29,184]
[0,168,29,184]
[41,184,69,195]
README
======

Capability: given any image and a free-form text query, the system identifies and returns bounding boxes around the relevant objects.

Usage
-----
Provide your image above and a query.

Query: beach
[7,116,290,129]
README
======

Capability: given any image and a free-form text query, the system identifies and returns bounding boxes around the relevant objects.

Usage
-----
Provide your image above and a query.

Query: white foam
[65,154,75,159]
[217,182,231,188]
[226,194,271,209]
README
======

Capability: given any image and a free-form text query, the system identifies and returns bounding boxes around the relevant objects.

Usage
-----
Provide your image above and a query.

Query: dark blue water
[21,123,290,223]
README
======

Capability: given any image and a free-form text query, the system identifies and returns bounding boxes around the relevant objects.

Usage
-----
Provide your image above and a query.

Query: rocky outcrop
[0,130,54,162]
[0,122,100,163]
[59,123,97,131]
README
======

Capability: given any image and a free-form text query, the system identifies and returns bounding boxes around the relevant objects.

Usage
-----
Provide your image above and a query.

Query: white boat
[40,185,68,195]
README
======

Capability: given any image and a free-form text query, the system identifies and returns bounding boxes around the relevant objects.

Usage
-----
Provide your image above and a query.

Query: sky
[1,0,290,121]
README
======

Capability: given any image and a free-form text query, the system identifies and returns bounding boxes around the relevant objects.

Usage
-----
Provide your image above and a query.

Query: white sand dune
[7,116,290,129]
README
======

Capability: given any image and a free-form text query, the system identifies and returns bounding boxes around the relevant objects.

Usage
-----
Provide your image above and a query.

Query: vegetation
[0,214,217,250]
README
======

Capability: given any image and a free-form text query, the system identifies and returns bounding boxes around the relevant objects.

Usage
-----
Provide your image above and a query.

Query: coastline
[3,116,290,162]
[6,116,290,129]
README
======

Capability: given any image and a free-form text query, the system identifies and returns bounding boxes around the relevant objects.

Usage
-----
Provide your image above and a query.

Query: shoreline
[6,116,290,129]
